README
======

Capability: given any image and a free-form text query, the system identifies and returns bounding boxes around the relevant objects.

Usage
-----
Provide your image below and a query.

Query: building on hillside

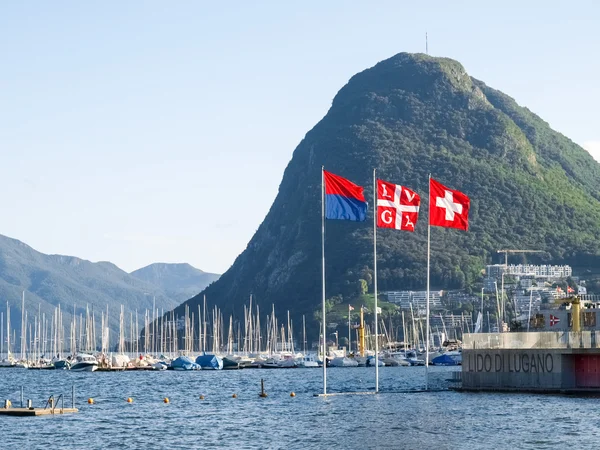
[506,264,572,278]
[483,264,572,293]
[445,292,481,310]
[430,314,474,339]
[513,290,543,315]
[384,290,443,313]
[518,276,536,289]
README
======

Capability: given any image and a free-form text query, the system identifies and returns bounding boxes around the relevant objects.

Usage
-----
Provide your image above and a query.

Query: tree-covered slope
[174,52,600,326]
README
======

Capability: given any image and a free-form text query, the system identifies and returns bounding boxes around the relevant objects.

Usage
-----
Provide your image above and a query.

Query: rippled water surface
[1,366,599,449]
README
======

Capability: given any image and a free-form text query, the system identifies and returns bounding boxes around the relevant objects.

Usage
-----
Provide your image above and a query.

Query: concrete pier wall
[462,349,563,390]
[461,332,600,392]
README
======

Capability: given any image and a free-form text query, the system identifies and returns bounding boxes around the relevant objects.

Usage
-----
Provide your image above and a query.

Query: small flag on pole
[348,305,354,311]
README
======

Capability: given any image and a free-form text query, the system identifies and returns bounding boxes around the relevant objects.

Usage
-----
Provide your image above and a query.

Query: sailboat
[0,303,16,367]
[14,292,28,369]
[297,316,318,368]
[70,353,98,372]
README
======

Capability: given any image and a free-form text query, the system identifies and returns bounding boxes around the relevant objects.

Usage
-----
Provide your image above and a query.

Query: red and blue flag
[324,170,367,221]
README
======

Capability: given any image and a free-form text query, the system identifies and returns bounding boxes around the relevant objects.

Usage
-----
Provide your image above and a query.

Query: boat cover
[432,354,459,366]
[171,356,200,370]
[195,353,223,370]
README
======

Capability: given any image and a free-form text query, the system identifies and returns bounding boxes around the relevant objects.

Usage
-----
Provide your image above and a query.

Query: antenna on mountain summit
[426,32,428,55]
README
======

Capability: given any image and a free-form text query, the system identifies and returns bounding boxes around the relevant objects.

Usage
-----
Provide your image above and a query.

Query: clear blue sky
[1,2,599,274]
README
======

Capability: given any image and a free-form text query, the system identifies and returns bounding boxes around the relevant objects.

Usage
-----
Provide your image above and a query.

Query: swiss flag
[376,179,420,231]
[429,178,470,231]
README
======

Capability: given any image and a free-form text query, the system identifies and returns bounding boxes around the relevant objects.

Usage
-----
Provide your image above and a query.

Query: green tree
[358,279,368,296]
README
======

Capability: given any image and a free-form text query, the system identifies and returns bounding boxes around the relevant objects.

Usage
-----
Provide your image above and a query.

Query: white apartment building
[385,290,443,312]
[505,264,572,278]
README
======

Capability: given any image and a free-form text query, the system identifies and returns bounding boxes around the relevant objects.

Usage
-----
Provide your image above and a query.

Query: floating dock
[0,408,78,416]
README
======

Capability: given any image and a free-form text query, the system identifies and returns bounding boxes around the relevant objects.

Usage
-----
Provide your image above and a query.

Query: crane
[496,249,544,267]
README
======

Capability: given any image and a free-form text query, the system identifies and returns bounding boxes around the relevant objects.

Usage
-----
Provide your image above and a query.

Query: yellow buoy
[163,397,169,404]
[199,395,205,400]
[259,392,268,398]
[88,398,94,405]
[127,397,133,403]
[232,393,237,398]
[290,392,296,397]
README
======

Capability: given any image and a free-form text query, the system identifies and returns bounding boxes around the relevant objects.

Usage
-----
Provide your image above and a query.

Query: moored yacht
[0,358,16,368]
[330,356,359,367]
[296,354,319,368]
[70,353,98,372]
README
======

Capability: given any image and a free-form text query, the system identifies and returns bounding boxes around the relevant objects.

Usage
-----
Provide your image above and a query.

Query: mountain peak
[130,263,220,299]
[173,52,600,328]
[334,52,486,109]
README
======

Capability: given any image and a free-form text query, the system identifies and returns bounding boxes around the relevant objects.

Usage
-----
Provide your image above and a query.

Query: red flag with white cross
[429,178,470,231]
[377,179,420,231]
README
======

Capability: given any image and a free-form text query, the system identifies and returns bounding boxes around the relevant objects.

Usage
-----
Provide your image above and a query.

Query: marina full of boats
[0,346,461,371]
[0,293,462,372]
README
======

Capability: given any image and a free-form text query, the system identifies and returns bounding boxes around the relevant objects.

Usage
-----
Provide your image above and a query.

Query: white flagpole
[321,166,327,395]
[373,168,379,393]
[426,173,431,391]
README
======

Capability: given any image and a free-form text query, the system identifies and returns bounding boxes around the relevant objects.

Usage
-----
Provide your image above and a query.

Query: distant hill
[171,52,600,334]
[0,234,179,346]
[130,263,220,302]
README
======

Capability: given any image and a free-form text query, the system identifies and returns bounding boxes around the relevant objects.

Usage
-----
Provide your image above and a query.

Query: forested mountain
[172,52,600,329]
[130,263,219,302]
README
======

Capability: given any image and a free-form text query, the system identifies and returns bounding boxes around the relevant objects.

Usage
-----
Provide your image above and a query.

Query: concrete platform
[313,389,447,397]
[0,408,78,416]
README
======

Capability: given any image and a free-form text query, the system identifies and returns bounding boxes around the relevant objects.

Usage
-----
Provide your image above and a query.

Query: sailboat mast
[302,315,306,355]
[6,302,10,357]
[21,291,25,360]
[203,295,207,353]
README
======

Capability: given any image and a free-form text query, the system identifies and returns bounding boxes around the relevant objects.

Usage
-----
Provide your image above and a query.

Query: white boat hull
[297,361,319,368]
[70,363,98,372]
[330,357,359,367]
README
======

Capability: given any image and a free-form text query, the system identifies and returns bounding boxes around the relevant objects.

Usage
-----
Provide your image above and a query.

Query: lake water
[1,366,599,449]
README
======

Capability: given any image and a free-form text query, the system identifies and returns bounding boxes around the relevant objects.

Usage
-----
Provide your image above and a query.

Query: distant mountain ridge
[0,234,216,341]
[130,263,220,301]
